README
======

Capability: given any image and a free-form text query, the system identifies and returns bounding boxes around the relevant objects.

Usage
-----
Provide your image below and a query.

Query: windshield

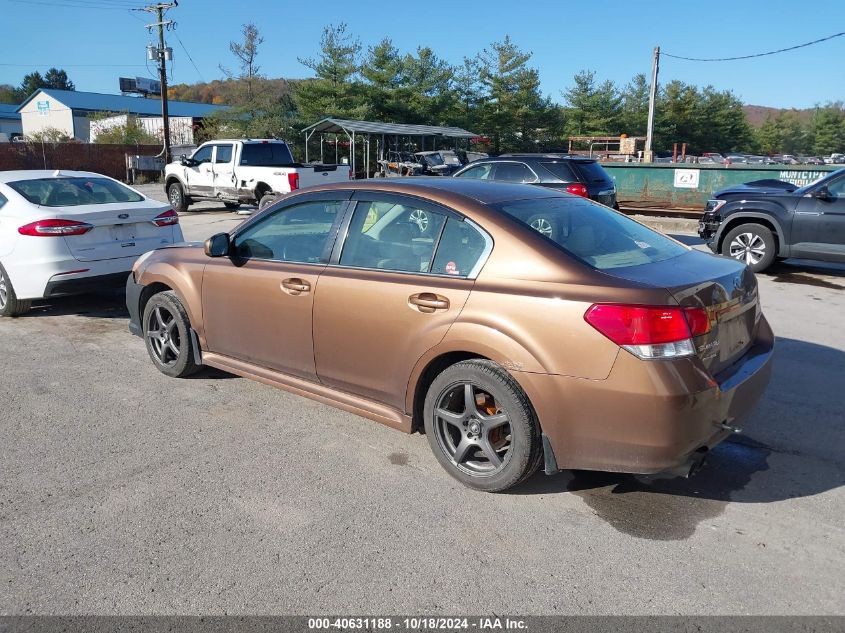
[419,153,445,166]
[8,177,144,207]
[494,197,687,270]
[239,142,295,167]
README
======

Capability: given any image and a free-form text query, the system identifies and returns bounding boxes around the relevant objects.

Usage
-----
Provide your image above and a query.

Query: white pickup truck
[164,139,351,212]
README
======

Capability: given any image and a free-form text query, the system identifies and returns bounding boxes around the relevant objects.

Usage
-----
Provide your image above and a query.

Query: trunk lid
[604,249,759,375]
[48,200,175,262]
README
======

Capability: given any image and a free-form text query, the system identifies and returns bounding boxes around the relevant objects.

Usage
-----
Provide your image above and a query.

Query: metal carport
[301,118,477,178]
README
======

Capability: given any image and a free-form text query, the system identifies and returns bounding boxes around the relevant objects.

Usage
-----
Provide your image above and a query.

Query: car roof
[0,169,109,184]
[307,177,569,206]
[496,153,594,162]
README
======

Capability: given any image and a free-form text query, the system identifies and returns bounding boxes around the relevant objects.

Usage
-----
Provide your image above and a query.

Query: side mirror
[812,186,834,201]
[204,232,230,258]
[180,154,196,167]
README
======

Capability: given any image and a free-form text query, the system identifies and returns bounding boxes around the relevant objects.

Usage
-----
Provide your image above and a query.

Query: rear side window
[0,191,7,210]
[214,144,233,163]
[540,162,577,182]
[239,143,295,167]
[340,201,446,273]
[493,162,536,183]
[494,197,686,270]
[572,161,613,184]
[431,218,487,277]
[7,177,144,207]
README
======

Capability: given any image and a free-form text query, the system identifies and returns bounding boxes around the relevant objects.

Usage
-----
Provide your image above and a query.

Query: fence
[0,143,162,181]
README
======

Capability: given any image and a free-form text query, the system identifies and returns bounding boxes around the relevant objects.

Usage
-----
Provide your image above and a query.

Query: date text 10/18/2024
[308,617,528,630]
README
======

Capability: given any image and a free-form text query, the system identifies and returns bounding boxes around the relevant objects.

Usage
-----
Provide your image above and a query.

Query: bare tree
[220,23,264,99]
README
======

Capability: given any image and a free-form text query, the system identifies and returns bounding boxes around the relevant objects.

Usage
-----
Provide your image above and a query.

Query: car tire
[423,359,542,492]
[167,182,190,213]
[721,223,776,273]
[259,193,278,211]
[224,202,240,210]
[0,263,32,318]
[527,214,556,239]
[142,290,201,378]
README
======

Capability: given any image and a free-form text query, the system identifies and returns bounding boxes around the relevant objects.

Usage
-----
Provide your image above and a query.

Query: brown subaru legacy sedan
[126,178,773,492]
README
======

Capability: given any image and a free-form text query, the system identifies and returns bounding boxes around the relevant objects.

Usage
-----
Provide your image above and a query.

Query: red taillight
[18,219,93,237]
[152,209,179,227]
[584,304,692,345]
[349,169,354,180]
[683,307,711,337]
[287,172,299,191]
[566,183,589,197]
[584,304,712,360]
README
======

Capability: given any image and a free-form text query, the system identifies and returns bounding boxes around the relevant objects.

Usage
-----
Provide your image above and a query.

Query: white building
[17,89,224,143]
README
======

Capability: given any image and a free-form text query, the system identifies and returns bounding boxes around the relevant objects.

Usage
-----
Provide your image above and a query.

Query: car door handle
[795,211,822,215]
[409,292,449,313]
[281,278,311,294]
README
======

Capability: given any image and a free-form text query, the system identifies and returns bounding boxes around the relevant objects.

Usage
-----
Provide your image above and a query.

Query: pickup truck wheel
[0,263,32,318]
[721,223,776,273]
[259,193,278,211]
[167,182,189,213]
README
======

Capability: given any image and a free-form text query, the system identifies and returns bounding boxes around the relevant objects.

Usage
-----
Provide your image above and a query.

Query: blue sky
[2,0,844,109]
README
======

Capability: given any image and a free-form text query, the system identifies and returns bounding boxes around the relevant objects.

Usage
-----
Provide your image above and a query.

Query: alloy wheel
[146,305,182,367]
[433,382,512,476]
[530,217,553,237]
[409,209,429,233]
[729,232,766,265]
[169,187,181,207]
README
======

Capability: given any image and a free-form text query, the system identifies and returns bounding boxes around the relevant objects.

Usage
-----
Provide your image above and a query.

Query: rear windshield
[540,161,577,181]
[239,142,295,167]
[8,177,144,207]
[494,197,687,270]
[572,160,613,184]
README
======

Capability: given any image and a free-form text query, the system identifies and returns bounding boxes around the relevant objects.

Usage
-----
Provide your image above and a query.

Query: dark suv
[452,154,618,209]
[698,168,845,272]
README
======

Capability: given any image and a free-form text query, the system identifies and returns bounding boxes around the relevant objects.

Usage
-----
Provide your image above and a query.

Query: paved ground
[0,193,843,615]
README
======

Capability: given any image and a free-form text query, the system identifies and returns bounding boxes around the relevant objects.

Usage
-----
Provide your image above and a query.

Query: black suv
[698,168,845,272]
[452,154,618,209]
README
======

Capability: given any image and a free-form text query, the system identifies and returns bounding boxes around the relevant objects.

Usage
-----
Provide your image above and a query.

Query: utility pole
[141,2,176,162]
[644,46,660,163]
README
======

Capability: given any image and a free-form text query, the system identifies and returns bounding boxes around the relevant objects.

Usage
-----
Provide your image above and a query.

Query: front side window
[214,144,233,164]
[8,177,144,207]
[431,218,488,277]
[824,176,845,197]
[492,162,536,183]
[494,197,687,270]
[339,201,447,273]
[455,164,493,180]
[233,200,343,262]
[0,191,7,210]
[192,145,213,164]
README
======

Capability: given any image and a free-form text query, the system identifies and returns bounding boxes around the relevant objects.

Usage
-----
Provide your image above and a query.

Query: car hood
[715,179,797,198]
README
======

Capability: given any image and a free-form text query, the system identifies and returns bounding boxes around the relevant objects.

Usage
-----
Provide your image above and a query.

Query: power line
[664,30,845,62]
[174,32,204,82]
[0,62,148,67]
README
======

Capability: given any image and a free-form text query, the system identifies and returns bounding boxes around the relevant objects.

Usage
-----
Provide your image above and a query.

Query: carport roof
[302,117,477,139]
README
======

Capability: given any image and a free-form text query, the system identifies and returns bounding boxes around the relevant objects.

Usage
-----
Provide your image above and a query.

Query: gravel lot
[0,186,843,615]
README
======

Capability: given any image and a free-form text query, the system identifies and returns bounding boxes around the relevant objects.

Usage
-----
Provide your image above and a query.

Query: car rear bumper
[6,255,139,300]
[515,315,775,475]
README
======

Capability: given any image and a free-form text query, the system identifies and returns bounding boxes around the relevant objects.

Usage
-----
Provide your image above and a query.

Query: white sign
[673,168,700,189]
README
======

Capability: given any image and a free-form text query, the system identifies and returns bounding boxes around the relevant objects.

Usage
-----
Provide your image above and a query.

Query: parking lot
[1,190,843,616]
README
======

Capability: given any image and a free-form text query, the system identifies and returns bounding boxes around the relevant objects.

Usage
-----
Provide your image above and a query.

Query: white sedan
[0,170,182,317]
